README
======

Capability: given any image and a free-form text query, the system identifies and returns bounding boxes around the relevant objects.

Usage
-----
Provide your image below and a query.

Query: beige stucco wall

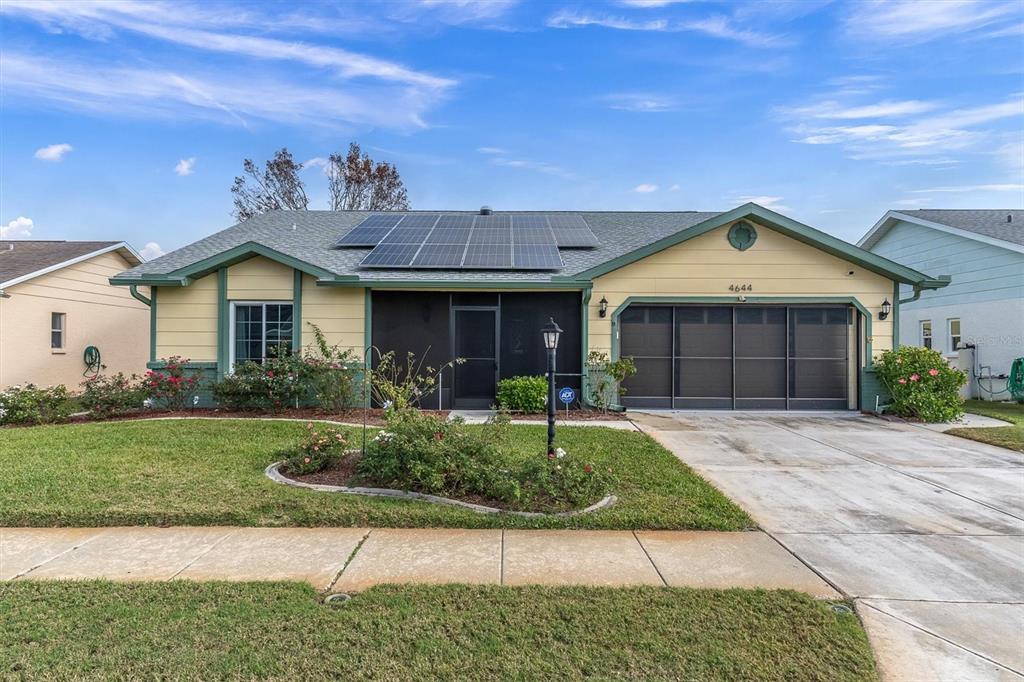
[155,272,218,362]
[0,250,150,389]
[588,220,896,362]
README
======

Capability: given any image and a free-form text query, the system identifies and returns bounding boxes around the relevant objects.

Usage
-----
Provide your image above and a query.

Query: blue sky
[1,0,1022,259]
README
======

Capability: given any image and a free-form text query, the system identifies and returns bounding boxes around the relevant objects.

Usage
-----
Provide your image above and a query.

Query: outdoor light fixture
[598,297,609,318]
[879,298,891,321]
[542,318,563,454]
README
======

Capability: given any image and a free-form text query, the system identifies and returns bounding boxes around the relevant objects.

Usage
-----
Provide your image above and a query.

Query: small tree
[370,350,462,411]
[586,351,637,413]
[231,148,309,221]
[327,142,410,211]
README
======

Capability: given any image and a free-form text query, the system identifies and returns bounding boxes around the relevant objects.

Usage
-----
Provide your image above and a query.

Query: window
[50,312,66,350]
[920,320,932,349]
[948,318,961,352]
[231,303,293,365]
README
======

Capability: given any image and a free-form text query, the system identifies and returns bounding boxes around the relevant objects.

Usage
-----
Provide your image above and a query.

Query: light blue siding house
[859,210,1024,399]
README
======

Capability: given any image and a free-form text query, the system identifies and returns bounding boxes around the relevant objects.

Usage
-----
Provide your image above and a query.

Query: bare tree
[327,143,410,211]
[231,148,309,221]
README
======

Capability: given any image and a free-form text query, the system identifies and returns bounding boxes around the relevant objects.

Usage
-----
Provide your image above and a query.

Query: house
[859,210,1024,397]
[109,203,949,411]
[0,240,150,389]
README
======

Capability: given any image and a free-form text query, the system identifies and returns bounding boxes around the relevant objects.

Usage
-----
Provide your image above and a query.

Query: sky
[1,0,1022,260]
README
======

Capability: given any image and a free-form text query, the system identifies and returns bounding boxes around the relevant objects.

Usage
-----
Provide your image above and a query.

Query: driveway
[632,411,1024,682]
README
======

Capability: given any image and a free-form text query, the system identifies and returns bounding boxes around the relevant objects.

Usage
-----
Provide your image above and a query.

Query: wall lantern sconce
[598,297,609,318]
[878,298,891,321]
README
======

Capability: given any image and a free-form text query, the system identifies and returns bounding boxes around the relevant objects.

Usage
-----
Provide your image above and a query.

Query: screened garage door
[619,305,852,410]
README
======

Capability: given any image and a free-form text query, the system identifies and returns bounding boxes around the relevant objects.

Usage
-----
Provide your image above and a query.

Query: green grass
[0,581,877,681]
[0,419,751,530]
[947,400,1024,452]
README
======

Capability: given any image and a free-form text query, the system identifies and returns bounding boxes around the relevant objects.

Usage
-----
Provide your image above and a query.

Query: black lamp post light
[879,298,891,321]
[541,317,562,455]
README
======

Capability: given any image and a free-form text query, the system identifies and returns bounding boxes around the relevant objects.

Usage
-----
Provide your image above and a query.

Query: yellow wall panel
[155,273,218,361]
[300,276,365,354]
[227,256,293,300]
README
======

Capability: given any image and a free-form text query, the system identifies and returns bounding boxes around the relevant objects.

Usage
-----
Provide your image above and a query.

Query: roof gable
[860,210,1024,254]
[1,240,141,290]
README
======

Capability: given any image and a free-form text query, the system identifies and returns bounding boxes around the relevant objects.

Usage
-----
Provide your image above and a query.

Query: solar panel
[514,227,556,244]
[513,244,563,269]
[411,243,468,268]
[381,227,433,244]
[470,228,512,245]
[426,227,471,244]
[463,243,512,268]
[360,243,420,267]
[474,214,511,229]
[551,228,599,248]
[335,226,395,246]
[395,214,441,228]
[512,215,549,229]
[546,215,588,229]
[361,214,406,228]
[435,215,476,229]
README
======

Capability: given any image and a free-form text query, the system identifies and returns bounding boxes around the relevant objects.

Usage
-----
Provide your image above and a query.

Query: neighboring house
[859,210,1024,394]
[0,240,150,390]
[110,203,948,411]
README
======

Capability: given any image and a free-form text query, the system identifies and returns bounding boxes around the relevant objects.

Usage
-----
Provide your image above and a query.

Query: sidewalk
[1,527,838,597]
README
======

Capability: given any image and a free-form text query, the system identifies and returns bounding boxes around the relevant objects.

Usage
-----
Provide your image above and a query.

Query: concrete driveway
[632,411,1024,682]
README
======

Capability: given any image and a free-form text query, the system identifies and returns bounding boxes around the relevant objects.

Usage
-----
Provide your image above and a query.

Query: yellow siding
[227,256,293,300]
[301,276,364,354]
[156,273,218,361]
[0,250,150,389]
[589,220,896,361]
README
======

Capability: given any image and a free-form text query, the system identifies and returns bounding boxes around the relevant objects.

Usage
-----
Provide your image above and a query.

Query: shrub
[876,346,967,422]
[517,448,612,510]
[144,356,203,411]
[497,375,548,413]
[80,373,146,419]
[586,352,637,412]
[0,384,75,425]
[370,350,462,411]
[303,324,359,411]
[283,422,349,475]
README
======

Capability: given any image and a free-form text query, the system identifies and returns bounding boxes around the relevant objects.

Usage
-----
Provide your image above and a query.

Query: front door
[452,307,498,409]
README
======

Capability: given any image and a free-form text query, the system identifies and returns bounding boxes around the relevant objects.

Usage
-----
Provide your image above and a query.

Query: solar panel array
[335,213,599,270]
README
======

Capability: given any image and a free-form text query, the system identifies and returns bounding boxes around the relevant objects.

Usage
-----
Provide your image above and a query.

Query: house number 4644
[729,283,753,292]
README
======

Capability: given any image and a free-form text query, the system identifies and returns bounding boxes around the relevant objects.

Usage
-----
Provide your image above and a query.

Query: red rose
[910,373,920,382]
[584,464,593,473]
[928,368,939,376]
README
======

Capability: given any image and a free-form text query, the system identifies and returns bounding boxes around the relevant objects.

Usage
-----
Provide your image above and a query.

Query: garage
[618,304,854,410]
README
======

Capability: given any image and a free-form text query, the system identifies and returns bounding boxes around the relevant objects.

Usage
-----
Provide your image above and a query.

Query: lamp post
[542,318,562,455]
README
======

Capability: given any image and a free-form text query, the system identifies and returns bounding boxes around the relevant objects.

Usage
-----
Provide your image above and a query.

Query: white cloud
[669,184,680,191]
[34,143,73,161]
[602,93,677,112]
[476,146,508,155]
[1,52,444,131]
[911,184,1024,193]
[547,10,667,31]
[618,0,693,6]
[843,0,1019,43]
[546,9,787,46]
[736,195,790,211]
[1,216,34,239]
[139,241,166,260]
[783,99,940,120]
[489,156,574,179]
[174,157,196,176]
[634,184,659,193]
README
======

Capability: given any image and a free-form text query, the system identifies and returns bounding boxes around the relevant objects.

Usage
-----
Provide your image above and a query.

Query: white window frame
[920,320,933,349]
[228,301,294,369]
[50,312,66,352]
[947,318,961,353]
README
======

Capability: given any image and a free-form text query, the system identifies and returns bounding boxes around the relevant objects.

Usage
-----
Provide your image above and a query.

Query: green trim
[581,287,593,407]
[111,275,189,287]
[317,279,587,290]
[293,269,303,351]
[556,203,945,287]
[727,221,757,251]
[608,295,875,368]
[128,284,152,306]
[147,360,218,370]
[363,288,373,409]
[217,267,229,377]
[166,242,340,282]
[892,281,900,351]
[149,287,158,363]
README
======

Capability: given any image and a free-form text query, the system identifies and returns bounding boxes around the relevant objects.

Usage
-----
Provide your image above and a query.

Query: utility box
[957,347,975,399]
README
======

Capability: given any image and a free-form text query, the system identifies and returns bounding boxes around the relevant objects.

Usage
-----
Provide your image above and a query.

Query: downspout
[580,287,592,408]
[129,284,152,307]
[899,284,922,305]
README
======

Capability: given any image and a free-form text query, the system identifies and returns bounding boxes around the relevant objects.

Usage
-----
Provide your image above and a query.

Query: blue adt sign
[558,387,576,405]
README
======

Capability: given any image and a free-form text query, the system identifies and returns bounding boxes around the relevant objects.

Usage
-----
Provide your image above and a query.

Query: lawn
[947,399,1024,452]
[0,581,877,681]
[0,419,752,530]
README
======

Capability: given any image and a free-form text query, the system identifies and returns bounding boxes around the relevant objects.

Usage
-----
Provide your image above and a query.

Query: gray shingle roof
[900,209,1024,246]
[1,240,122,285]
[116,210,723,282]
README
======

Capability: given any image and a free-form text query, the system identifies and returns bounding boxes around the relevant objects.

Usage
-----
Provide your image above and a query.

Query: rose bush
[283,422,349,475]
[876,346,966,422]
[145,356,202,411]
[80,373,147,419]
[0,384,75,425]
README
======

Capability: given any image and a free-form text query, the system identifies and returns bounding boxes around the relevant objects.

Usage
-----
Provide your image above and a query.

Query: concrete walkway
[1,526,838,597]
[632,410,1024,682]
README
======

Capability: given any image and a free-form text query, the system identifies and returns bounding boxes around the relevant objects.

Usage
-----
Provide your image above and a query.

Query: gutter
[900,275,951,305]
[129,284,152,307]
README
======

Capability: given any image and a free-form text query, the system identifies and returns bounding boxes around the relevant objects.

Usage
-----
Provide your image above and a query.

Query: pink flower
[898,378,907,385]
[312,445,319,452]
[910,373,920,382]
[303,457,311,464]
[928,368,939,376]
[583,464,593,474]
[266,371,275,378]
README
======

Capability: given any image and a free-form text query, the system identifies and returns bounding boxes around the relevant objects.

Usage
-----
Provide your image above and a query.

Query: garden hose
[83,345,102,378]
[1009,358,1024,402]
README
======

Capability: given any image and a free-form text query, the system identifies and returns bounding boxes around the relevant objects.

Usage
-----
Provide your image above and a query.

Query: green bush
[497,375,548,413]
[0,384,75,425]
[80,373,146,419]
[586,352,637,412]
[876,346,967,422]
[358,409,611,511]
[144,356,203,411]
[283,422,349,475]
